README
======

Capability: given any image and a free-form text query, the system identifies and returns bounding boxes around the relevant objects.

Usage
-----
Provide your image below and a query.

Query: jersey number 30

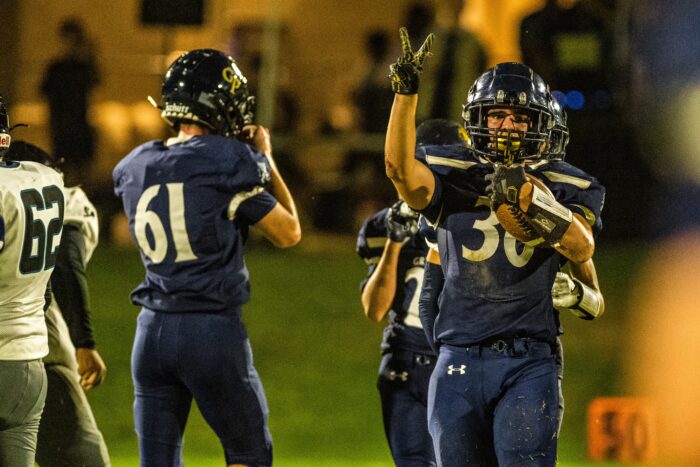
[20,186,65,274]
[135,183,197,264]
[462,197,535,267]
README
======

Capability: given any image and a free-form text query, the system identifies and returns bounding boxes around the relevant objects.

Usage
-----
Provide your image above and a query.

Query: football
[495,174,552,246]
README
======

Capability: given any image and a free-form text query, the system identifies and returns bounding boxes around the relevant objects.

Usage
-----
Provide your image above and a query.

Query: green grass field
[83,237,645,466]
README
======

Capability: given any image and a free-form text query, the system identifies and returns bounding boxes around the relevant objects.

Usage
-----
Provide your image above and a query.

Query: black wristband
[525,185,573,246]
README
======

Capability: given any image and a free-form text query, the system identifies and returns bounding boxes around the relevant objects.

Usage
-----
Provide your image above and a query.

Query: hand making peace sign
[388,27,435,95]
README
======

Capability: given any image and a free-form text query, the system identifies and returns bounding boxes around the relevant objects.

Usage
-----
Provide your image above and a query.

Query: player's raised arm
[385,28,436,210]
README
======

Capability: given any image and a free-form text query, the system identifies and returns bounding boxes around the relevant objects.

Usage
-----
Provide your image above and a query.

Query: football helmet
[546,95,569,160]
[5,140,62,172]
[462,62,553,165]
[157,49,254,137]
[0,95,11,157]
[416,118,469,147]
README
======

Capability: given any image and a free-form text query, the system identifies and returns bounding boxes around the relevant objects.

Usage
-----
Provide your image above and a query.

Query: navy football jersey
[357,209,433,355]
[418,145,605,346]
[113,135,276,313]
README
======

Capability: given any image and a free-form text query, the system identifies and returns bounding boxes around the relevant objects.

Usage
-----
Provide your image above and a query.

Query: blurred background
[2,0,661,241]
[3,0,700,465]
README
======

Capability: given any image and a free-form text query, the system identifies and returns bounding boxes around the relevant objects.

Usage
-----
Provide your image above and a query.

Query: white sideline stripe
[227,186,265,220]
[426,155,478,170]
[366,237,387,248]
[541,171,591,189]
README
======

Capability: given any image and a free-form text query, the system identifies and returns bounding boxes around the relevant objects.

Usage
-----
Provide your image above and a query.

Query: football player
[6,141,110,466]
[0,96,65,466]
[113,49,300,467]
[356,119,466,466]
[418,94,605,441]
[385,28,605,466]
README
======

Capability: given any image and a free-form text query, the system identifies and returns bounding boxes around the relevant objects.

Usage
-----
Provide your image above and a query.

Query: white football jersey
[64,186,99,261]
[44,185,100,367]
[0,160,65,360]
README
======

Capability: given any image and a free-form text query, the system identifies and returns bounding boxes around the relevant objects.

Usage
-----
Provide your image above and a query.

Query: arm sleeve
[234,191,278,225]
[419,260,444,355]
[51,224,95,348]
[356,213,386,291]
[418,173,444,224]
[222,141,275,225]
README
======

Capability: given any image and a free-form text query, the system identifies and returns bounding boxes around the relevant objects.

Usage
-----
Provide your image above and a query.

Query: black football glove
[388,27,434,95]
[385,200,419,243]
[485,164,527,208]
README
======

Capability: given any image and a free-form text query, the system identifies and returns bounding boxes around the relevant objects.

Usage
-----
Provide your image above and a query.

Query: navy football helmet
[546,95,569,160]
[0,95,11,157]
[157,49,254,137]
[462,62,553,165]
[5,140,62,172]
[416,118,469,147]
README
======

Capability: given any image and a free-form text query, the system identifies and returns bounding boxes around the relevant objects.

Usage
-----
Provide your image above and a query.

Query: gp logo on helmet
[222,67,243,94]
[157,49,255,137]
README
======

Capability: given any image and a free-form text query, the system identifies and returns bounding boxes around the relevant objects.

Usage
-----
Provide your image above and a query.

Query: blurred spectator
[313,28,398,233]
[519,0,613,93]
[228,22,308,226]
[352,29,394,134]
[403,1,435,51]
[41,18,100,187]
[415,0,486,122]
[520,1,657,241]
[242,52,300,134]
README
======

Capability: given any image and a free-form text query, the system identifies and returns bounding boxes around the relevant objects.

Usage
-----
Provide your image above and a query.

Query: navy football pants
[377,350,437,467]
[428,341,559,467]
[132,308,272,467]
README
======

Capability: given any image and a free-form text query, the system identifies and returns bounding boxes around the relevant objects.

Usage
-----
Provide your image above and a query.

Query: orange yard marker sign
[587,397,656,462]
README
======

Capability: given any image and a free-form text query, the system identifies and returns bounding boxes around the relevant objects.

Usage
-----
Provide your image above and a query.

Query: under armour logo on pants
[447,364,466,375]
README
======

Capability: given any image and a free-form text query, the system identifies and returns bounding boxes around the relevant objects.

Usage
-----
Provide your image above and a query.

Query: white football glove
[551,271,602,320]
[551,271,580,309]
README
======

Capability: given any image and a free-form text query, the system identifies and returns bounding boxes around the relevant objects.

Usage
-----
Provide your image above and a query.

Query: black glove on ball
[485,164,527,208]
[385,200,419,242]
